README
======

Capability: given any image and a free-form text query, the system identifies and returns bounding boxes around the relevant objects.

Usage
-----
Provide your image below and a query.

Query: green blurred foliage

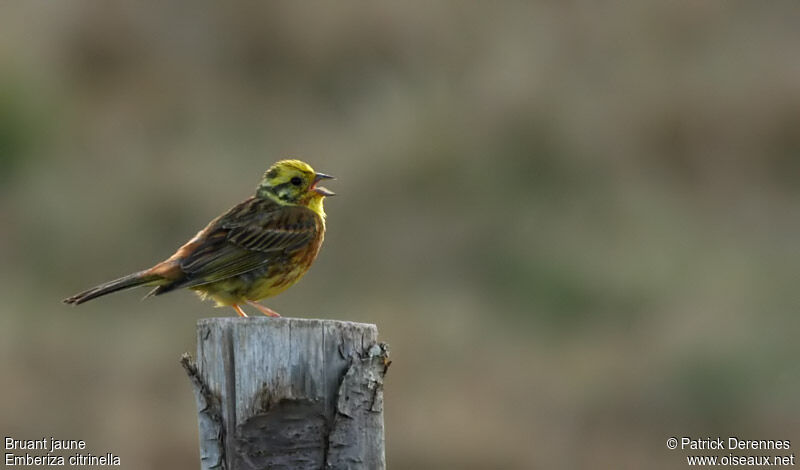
[0,78,48,185]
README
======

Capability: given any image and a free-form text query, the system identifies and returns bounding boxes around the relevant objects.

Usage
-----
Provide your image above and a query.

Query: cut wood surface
[181,317,389,470]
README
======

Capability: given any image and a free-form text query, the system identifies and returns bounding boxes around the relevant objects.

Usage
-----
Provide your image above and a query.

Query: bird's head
[256,159,334,215]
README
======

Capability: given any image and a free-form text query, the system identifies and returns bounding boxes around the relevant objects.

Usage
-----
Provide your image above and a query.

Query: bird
[63,159,334,318]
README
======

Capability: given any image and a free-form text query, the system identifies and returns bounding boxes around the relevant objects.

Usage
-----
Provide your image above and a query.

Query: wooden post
[180,317,390,470]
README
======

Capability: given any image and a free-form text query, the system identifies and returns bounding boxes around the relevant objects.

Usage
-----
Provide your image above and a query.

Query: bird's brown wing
[150,197,320,293]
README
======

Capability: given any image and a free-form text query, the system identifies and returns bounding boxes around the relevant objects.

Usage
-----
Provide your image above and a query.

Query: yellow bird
[64,159,334,317]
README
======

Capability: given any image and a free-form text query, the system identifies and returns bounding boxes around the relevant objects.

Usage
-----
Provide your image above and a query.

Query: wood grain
[183,317,389,470]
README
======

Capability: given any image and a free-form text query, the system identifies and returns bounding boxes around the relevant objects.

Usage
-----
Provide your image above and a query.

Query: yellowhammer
[63,159,334,317]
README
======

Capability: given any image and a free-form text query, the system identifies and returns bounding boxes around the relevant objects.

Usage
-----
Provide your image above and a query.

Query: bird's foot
[246,300,281,317]
[232,304,249,317]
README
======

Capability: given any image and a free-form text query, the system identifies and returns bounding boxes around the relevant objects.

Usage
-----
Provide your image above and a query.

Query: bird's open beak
[312,172,335,196]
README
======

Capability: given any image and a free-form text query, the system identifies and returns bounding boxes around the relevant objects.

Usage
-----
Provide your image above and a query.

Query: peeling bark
[325,343,389,468]
[181,353,226,470]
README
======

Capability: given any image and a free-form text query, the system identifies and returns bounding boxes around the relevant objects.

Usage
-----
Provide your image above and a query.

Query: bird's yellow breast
[190,227,324,307]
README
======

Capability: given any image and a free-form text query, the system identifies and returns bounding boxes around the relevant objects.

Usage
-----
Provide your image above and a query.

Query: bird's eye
[290,177,303,186]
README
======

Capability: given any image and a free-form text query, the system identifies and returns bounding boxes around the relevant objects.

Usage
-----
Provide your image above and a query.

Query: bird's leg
[246,300,281,317]
[232,304,249,317]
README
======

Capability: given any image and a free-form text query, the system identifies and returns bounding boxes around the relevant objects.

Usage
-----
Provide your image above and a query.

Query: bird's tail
[63,270,164,305]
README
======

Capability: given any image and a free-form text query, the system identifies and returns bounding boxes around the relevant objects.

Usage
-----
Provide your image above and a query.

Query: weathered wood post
[180,317,390,470]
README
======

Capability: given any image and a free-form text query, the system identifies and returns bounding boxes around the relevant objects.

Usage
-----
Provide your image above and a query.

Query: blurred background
[1,2,799,469]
